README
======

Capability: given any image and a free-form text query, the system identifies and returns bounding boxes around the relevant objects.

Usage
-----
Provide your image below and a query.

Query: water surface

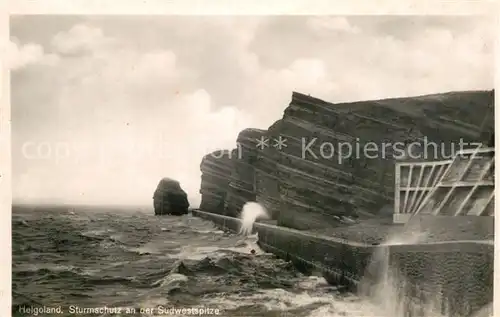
[13,206,384,317]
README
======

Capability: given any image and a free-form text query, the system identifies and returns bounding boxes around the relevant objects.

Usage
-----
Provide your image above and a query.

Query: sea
[12,205,440,317]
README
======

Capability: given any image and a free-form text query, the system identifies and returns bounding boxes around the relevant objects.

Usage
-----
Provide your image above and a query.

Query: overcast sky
[9,15,494,207]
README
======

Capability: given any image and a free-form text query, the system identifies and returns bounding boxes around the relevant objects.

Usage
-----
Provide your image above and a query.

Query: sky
[9,15,494,207]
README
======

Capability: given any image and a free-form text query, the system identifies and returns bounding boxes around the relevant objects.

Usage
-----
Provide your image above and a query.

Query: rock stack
[199,90,495,230]
[153,178,189,216]
[254,121,282,220]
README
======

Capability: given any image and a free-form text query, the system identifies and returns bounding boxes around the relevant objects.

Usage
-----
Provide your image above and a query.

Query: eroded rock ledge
[199,91,494,230]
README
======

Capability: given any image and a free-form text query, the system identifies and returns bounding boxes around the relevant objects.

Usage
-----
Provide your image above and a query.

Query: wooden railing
[393,147,494,223]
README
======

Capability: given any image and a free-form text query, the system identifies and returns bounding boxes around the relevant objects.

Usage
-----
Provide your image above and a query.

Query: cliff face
[199,150,233,214]
[199,131,266,218]
[199,90,494,230]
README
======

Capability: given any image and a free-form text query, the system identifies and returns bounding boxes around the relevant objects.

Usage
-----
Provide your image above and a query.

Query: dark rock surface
[199,151,233,215]
[199,90,495,230]
[226,129,265,217]
[153,178,189,216]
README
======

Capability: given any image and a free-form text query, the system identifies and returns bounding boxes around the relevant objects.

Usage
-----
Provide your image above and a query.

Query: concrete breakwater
[192,209,493,317]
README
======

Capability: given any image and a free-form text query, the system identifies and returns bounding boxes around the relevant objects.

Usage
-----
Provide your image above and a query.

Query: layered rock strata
[225,129,266,217]
[200,91,495,230]
[199,150,233,214]
[153,178,189,215]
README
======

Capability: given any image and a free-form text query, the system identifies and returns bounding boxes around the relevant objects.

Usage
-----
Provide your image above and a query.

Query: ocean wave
[13,263,84,278]
[12,207,376,317]
[150,273,189,288]
[81,228,115,238]
[13,218,30,227]
[202,281,381,317]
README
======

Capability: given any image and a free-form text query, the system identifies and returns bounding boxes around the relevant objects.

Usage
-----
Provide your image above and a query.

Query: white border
[6,0,497,15]
[493,8,499,317]
[1,2,11,315]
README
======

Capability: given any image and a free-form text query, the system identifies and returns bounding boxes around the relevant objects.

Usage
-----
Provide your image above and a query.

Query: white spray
[359,224,442,317]
[238,202,269,236]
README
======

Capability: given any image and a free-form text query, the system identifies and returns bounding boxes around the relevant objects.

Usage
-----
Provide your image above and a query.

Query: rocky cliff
[199,90,494,230]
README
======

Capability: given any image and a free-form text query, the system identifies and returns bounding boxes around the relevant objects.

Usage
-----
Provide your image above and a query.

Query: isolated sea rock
[153,178,189,216]
[199,90,495,230]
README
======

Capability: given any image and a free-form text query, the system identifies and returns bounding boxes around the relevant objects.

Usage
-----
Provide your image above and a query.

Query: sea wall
[388,242,493,316]
[192,210,493,317]
[405,215,495,241]
[199,91,495,230]
[192,209,373,285]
